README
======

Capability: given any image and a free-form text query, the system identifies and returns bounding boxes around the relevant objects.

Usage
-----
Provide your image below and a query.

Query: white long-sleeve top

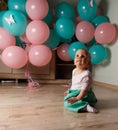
[70,69,92,91]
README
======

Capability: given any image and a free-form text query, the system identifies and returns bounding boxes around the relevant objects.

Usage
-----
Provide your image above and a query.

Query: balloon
[74,16,82,25]
[57,43,72,61]
[86,38,96,48]
[92,15,109,27]
[60,37,72,44]
[26,0,49,20]
[0,11,6,27]
[89,44,107,64]
[26,20,50,45]
[43,9,53,25]
[1,46,28,69]
[55,2,75,20]
[16,36,26,48]
[20,33,30,44]
[8,0,27,16]
[0,27,16,50]
[45,29,61,49]
[55,18,75,39]
[95,22,116,44]
[2,10,27,36]
[28,45,52,67]
[77,0,98,21]
[75,21,95,43]
[68,41,87,60]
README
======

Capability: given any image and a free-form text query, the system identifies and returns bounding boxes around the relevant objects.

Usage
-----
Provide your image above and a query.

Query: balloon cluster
[55,0,116,64]
[0,0,52,69]
[0,0,117,70]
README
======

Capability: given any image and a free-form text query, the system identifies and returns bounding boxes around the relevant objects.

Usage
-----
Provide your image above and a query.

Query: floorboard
[0,82,118,130]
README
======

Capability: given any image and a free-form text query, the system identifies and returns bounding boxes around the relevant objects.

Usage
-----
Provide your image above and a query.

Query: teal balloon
[8,0,27,16]
[55,18,75,39]
[68,41,87,60]
[89,45,107,64]
[43,9,53,25]
[77,0,98,21]
[60,37,72,44]
[92,15,109,27]
[86,38,96,48]
[0,11,6,27]
[2,10,27,36]
[55,2,75,20]
[45,29,61,49]
[16,36,26,48]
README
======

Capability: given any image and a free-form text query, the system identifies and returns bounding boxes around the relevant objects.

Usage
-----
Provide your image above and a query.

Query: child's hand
[64,91,68,96]
[67,97,78,103]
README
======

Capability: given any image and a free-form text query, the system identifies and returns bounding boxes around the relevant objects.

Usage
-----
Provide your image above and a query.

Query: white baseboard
[93,81,118,91]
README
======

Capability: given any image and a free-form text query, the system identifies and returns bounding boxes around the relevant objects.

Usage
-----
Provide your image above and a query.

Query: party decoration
[86,38,96,48]
[55,1,75,20]
[68,41,87,60]
[2,10,27,36]
[55,18,75,39]
[75,21,95,43]
[20,33,30,44]
[0,11,6,27]
[0,27,16,50]
[26,0,49,20]
[43,9,53,25]
[92,15,109,27]
[4,14,15,25]
[95,22,116,44]
[89,44,107,64]
[77,0,98,21]
[28,45,52,67]
[57,43,72,61]
[16,36,26,48]
[1,46,28,68]
[26,20,50,45]
[8,0,27,16]
[45,29,61,49]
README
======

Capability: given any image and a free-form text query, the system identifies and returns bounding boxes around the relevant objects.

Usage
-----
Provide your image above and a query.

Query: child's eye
[76,54,79,57]
[75,54,86,58]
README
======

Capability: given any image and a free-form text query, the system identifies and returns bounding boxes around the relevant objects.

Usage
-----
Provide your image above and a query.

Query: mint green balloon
[92,15,109,27]
[55,18,75,39]
[43,9,53,25]
[8,0,27,16]
[55,1,75,20]
[77,0,97,21]
[2,10,27,36]
[68,41,87,60]
[89,45,107,64]
[45,29,61,49]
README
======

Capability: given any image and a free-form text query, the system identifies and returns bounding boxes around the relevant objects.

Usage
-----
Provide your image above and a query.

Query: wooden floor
[0,82,118,130]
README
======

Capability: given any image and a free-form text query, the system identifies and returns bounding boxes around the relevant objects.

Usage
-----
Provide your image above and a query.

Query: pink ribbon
[25,63,40,91]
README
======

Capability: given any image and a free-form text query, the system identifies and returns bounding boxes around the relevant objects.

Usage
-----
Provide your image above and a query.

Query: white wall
[48,0,118,86]
[93,0,118,86]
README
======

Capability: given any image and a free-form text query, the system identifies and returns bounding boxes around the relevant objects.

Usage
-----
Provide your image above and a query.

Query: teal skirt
[64,89,97,112]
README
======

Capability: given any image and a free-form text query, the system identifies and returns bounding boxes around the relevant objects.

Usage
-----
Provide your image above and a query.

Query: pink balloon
[95,22,116,44]
[75,21,95,43]
[57,43,72,61]
[74,16,82,25]
[20,33,30,44]
[26,0,49,20]
[0,27,16,50]
[1,46,28,69]
[26,20,50,45]
[28,45,52,67]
